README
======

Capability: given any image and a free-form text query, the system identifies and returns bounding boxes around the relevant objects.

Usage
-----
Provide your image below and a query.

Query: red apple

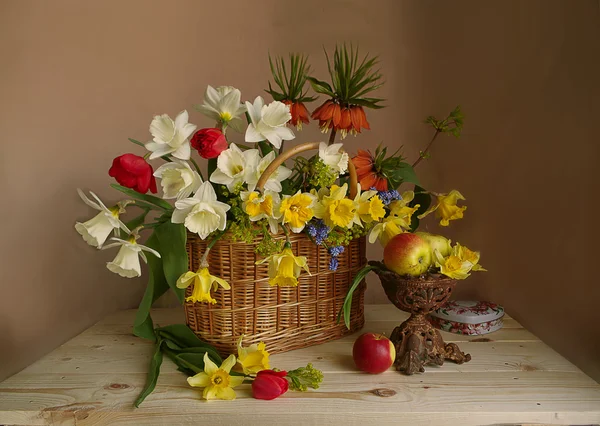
[384,233,432,276]
[353,333,396,374]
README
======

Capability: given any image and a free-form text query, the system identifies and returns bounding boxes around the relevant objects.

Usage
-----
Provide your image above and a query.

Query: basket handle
[256,142,358,199]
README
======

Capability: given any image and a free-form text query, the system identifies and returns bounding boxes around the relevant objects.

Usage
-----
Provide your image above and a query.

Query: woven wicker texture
[184,232,367,355]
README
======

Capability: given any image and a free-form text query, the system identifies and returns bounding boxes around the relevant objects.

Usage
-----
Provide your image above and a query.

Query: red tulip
[190,128,228,159]
[109,153,157,194]
[251,370,289,400]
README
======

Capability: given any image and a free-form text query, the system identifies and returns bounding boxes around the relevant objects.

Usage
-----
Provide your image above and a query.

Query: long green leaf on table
[154,222,187,303]
[134,338,164,407]
[133,232,170,340]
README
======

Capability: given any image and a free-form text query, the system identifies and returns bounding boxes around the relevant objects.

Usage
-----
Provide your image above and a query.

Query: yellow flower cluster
[187,337,271,400]
[368,191,419,246]
[434,242,486,280]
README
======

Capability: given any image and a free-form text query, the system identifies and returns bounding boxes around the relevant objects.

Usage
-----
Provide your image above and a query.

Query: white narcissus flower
[196,85,246,132]
[245,96,295,149]
[101,236,161,278]
[240,190,282,234]
[153,160,202,200]
[319,142,349,174]
[172,182,231,239]
[245,151,292,192]
[209,144,260,191]
[74,189,130,248]
[145,110,197,160]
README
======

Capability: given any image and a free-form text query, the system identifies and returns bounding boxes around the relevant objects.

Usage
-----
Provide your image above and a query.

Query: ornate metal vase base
[370,261,471,375]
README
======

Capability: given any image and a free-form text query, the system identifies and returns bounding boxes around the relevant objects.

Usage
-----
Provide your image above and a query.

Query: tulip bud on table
[428,301,504,335]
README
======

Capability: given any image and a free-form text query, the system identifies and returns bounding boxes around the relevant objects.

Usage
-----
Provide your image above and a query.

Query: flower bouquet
[75,44,482,401]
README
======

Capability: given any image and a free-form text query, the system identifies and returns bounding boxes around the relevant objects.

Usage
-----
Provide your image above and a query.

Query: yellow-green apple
[415,231,452,257]
[352,333,396,374]
[384,233,432,276]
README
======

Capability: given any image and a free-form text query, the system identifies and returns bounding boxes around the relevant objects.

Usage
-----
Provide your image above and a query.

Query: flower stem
[199,228,228,267]
[328,128,337,145]
[189,157,204,181]
[412,129,441,168]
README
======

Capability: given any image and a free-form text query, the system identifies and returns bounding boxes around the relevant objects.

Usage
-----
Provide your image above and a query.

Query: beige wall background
[1,0,598,382]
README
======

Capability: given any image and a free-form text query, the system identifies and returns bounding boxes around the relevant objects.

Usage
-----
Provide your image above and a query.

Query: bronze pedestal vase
[370,261,471,375]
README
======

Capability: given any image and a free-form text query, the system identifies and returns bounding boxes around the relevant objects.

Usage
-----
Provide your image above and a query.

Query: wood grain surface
[1,305,599,426]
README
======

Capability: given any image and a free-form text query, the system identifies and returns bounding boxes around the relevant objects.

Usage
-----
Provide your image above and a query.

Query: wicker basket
[183,142,367,354]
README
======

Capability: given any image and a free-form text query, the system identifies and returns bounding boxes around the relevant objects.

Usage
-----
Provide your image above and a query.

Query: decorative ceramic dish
[428,300,504,335]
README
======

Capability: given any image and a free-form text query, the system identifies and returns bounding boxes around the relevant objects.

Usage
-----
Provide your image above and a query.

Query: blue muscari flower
[306,223,317,237]
[328,257,339,271]
[328,246,345,257]
[378,189,402,206]
[312,220,330,245]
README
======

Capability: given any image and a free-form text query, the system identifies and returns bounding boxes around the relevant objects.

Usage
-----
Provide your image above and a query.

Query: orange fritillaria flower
[283,100,310,130]
[311,100,370,138]
[352,149,388,191]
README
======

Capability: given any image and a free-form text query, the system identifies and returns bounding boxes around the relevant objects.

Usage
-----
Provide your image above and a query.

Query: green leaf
[154,222,187,303]
[133,232,170,340]
[383,162,420,189]
[307,76,334,96]
[409,185,432,232]
[134,338,163,407]
[258,141,274,157]
[128,138,146,147]
[338,265,378,329]
[155,324,222,362]
[110,184,173,211]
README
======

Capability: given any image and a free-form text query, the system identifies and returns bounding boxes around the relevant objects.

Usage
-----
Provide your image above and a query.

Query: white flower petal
[245,124,263,143]
[171,141,191,160]
[261,101,291,127]
[77,189,101,211]
[193,181,218,203]
[106,244,142,278]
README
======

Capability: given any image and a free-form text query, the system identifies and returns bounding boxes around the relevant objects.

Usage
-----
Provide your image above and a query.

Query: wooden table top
[1,305,599,425]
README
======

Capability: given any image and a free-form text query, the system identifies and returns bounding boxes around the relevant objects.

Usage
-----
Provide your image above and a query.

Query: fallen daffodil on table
[187,353,244,400]
[236,336,270,375]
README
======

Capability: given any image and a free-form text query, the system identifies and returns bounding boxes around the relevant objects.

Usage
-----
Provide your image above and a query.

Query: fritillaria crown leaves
[307,44,385,109]
[266,53,316,103]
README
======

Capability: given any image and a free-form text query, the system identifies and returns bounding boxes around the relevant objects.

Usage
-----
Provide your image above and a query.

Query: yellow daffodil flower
[236,336,270,375]
[433,249,473,280]
[453,243,486,271]
[313,183,360,229]
[256,244,310,287]
[279,191,316,232]
[388,191,420,229]
[176,267,230,304]
[369,191,420,246]
[418,189,467,226]
[368,216,405,247]
[240,190,281,234]
[354,186,385,224]
[187,353,244,400]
